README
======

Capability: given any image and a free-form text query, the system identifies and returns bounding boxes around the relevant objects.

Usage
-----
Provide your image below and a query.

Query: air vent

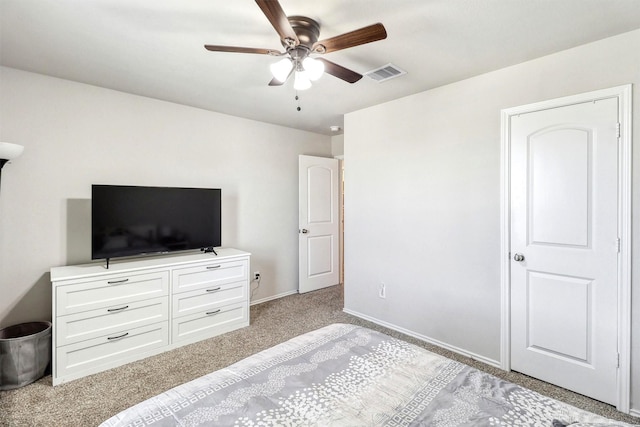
[364,63,406,82]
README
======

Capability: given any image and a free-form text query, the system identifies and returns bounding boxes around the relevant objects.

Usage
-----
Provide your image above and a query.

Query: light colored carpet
[0,284,638,426]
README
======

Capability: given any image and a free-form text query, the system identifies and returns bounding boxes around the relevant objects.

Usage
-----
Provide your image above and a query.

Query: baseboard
[629,408,640,418]
[250,290,298,306]
[343,308,501,369]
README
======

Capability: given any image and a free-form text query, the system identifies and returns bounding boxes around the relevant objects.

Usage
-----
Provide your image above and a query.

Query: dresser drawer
[172,302,248,344]
[56,296,169,347]
[172,260,247,294]
[56,271,169,315]
[172,281,246,318]
[56,322,168,380]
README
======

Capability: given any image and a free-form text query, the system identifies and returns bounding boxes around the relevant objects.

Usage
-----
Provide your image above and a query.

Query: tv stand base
[201,247,218,255]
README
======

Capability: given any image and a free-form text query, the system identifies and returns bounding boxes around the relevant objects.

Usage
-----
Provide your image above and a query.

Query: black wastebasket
[0,321,52,390]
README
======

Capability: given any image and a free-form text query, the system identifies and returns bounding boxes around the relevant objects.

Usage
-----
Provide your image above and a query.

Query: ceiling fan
[204,0,387,90]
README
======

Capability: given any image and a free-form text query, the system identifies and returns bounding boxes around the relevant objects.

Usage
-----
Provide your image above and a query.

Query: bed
[100,324,637,426]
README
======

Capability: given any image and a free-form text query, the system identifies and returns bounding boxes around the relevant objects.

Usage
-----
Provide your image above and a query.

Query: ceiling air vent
[364,63,406,82]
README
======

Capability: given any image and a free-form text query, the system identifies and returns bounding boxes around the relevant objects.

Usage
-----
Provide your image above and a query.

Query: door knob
[513,253,525,262]
[300,229,309,234]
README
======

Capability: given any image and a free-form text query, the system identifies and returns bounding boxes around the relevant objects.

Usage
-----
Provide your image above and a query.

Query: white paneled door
[510,98,619,405]
[298,155,339,293]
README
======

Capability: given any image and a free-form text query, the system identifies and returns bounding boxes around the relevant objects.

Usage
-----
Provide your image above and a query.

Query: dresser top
[51,248,250,282]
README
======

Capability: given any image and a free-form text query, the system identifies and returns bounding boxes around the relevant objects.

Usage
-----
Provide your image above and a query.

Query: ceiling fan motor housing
[284,16,321,50]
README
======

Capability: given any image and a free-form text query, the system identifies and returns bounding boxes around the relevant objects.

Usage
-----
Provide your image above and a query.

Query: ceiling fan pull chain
[296,92,301,112]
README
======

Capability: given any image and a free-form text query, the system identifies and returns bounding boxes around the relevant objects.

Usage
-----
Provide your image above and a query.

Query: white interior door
[510,98,619,405]
[299,155,339,293]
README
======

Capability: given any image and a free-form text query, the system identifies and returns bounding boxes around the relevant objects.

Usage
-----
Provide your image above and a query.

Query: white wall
[344,29,640,411]
[331,134,344,157]
[0,66,331,328]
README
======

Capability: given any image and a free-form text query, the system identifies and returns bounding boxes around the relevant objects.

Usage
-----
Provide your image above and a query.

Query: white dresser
[50,248,250,386]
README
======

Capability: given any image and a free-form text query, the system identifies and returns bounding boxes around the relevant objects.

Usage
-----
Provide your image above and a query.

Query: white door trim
[499,84,632,412]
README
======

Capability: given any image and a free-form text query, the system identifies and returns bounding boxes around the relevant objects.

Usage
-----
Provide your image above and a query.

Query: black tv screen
[92,185,221,260]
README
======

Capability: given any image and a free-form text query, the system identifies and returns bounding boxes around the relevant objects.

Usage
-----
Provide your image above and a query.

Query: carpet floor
[0,284,638,426]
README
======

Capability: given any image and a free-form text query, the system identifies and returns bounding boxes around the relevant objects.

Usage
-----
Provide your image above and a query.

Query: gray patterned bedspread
[100,324,637,426]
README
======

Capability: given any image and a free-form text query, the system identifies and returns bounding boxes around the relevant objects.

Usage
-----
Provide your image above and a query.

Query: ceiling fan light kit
[302,57,324,81]
[204,0,387,91]
[293,70,312,91]
[270,58,293,83]
[268,55,324,90]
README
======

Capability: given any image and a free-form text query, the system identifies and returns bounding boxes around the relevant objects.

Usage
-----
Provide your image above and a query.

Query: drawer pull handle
[107,332,129,340]
[206,309,221,316]
[107,305,129,312]
[206,287,222,293]
[206,265,221,270]
[107,278,129,285]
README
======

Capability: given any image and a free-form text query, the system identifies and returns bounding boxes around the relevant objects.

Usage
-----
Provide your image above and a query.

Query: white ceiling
[2,0,640,135]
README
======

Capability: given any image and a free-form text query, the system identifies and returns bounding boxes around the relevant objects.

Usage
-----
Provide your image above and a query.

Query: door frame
[499,85,632,412]
[335,155,344,285]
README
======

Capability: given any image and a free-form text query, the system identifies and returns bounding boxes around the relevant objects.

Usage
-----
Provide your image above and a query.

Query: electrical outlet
[379,282,386,299]
[254,271,261,281]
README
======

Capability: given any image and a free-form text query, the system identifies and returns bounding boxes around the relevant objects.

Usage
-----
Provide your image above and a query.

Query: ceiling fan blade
[312,23,387,54]
[317,58,363,84]
[204,45,283,55]
[255,0,300,46]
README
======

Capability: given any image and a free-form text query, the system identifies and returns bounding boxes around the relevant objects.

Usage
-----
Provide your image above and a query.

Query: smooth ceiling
[2,0,640,135]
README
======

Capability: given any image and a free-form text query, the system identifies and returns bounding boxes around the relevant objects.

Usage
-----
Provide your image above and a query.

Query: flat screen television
[92,185,221,261]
